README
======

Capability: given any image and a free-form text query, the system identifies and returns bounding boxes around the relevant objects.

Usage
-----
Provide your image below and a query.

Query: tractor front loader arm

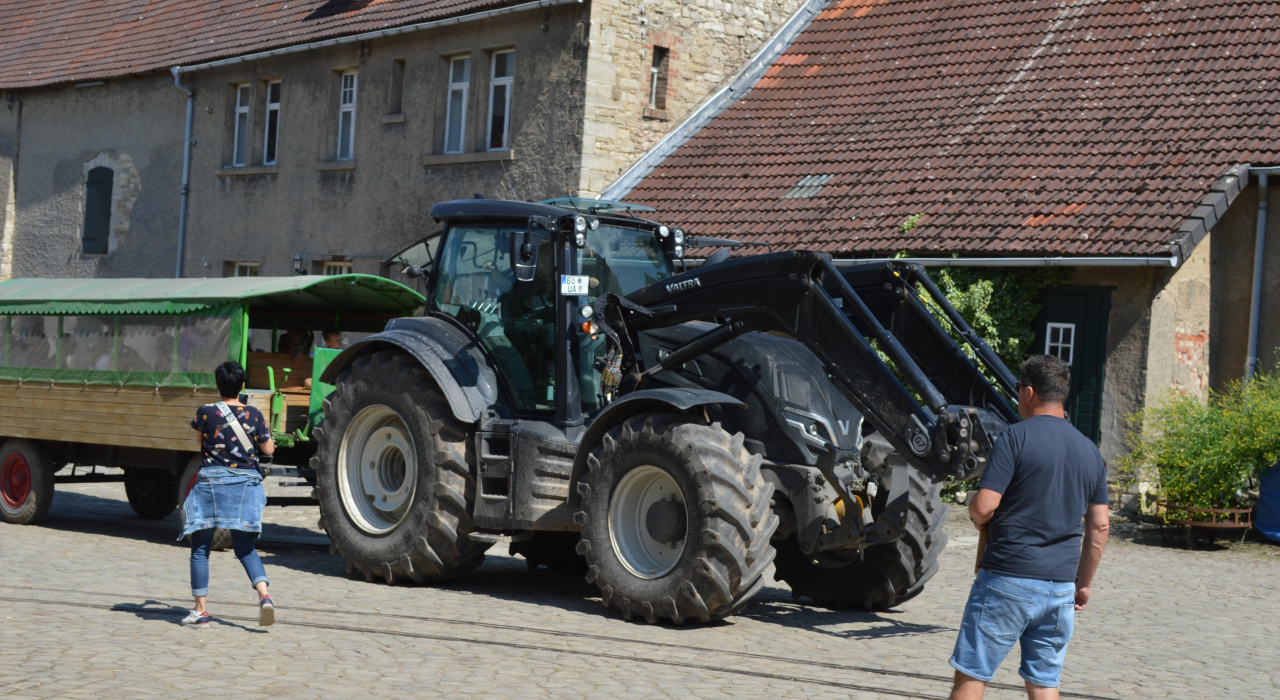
[597,251,1016,482]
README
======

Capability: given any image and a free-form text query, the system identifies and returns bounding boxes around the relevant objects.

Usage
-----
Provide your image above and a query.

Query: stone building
[0,0,807,279]
[612,0,1280,494]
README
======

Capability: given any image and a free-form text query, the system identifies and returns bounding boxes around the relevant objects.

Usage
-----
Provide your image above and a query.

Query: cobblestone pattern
[2,478,1277,699]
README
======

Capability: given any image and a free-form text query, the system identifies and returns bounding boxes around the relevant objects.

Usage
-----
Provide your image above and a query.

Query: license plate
[560,275,589,296]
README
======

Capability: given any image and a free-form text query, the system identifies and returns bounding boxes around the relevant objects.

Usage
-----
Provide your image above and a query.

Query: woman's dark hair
[1018,354,1071,404]
[215,361,247,398]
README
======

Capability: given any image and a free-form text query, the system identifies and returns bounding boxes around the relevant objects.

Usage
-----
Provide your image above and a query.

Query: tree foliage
[1119,372,1280,509]
[928,267,1068,368]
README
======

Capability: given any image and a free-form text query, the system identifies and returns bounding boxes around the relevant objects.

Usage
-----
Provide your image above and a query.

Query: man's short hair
[1019,354,1071,404]
[215,361,247,399]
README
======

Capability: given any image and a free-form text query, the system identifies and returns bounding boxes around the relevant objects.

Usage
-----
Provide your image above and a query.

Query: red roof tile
[624,0,1280,258]
[0,0,527,89]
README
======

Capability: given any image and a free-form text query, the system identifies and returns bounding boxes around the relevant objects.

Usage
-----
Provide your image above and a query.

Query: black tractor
[312,197,1019,623]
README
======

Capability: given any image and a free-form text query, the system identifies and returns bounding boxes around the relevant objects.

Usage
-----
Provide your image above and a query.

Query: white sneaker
[258,597,275,627]
[181,610,210,628]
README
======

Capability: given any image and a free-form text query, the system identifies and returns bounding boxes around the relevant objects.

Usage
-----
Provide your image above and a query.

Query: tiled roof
[0,0,525,89]
[623,0,1280,258]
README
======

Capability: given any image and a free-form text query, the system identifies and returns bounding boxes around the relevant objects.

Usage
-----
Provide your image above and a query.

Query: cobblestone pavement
[2,473,1277,699]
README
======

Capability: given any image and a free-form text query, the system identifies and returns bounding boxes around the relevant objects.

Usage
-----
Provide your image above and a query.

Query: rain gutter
[1245,167,1279,380]
[171,68,193,279]
[835,256,1178,268]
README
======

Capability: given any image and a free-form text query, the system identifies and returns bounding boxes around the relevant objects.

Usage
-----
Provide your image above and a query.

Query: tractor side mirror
[510,230,538,282]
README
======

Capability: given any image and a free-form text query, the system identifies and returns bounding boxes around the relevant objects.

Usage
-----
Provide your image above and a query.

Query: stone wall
[1,91,19,280]
[4,78,186,279]
[577,0,806,197]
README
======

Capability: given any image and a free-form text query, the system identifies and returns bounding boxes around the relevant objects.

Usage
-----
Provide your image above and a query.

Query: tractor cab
[411,198,683,422]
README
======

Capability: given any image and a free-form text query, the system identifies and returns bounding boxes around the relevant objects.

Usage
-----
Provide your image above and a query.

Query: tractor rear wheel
[576,414,778,624]
[313,350,489,584]
[0,439,56,525]
[772,470,947,609]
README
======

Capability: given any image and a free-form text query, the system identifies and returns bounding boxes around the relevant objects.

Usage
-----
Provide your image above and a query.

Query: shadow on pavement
[111,600,268,634]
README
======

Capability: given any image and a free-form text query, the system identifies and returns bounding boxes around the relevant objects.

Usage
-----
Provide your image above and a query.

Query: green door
[1033,287,1111,443]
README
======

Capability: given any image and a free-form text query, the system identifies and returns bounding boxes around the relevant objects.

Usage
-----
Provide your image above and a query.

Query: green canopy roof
[0,274,426,316]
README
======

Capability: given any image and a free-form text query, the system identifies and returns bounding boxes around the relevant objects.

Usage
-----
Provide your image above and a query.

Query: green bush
[1120,372,1280,509]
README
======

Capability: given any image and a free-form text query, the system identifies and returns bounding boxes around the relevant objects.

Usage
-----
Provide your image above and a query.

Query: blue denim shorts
[950,568,1077,687]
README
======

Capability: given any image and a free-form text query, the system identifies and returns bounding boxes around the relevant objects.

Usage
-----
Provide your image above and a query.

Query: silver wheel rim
[337,405,418,535]
[609,465,686,579]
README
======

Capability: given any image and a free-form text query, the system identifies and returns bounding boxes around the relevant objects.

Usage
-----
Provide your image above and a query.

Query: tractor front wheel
[576,414,777,624]
[772,470,947,609]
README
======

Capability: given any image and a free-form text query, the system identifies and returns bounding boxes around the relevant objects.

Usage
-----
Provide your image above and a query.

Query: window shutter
[83,166,113,255]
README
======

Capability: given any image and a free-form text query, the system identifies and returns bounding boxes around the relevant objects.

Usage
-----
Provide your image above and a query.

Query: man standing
[949,354,1110,700]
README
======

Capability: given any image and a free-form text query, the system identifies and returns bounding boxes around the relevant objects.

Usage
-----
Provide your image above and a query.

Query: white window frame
[232,262,259,277]
[444,56,471,154]
[486,50,514,151]
[1045,322,1075,366]
[322,261,353,276]
[263,80,282,166]
[337,71,358,161]
[232,83,251,166]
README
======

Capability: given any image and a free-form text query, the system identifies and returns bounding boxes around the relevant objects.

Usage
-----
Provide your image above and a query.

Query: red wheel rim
[1,453,32,509]
[186,472,198,499]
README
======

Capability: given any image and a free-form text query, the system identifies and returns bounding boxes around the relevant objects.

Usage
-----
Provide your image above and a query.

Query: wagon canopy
[0,275,425,390]
[0,274,425,318]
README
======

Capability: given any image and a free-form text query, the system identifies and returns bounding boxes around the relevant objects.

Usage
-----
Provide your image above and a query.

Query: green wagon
[0,275,424,526]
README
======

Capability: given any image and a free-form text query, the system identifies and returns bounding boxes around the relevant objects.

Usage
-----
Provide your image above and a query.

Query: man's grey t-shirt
[978,414,1108,582]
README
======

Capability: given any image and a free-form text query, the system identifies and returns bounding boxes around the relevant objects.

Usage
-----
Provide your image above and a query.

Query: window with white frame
[232,84,251,166]
[487,51,514,151]
[1045,323,1075,365]
[444,56,470,154]
[322,260,352,276]
[263,80,282,165]
[226,261,259,277]
[337,71,358,161]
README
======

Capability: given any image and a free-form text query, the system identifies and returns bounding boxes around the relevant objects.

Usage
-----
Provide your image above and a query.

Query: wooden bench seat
[246,351,313,391]
[1157,502,1254,550]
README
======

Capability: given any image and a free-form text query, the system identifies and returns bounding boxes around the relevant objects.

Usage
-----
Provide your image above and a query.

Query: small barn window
[1045,322,1075,365]
[82,166,113,255]
[649,47,670,110]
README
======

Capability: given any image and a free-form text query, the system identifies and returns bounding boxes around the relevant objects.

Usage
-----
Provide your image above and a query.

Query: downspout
[1247,171,1268,381]
[171,67,193,279]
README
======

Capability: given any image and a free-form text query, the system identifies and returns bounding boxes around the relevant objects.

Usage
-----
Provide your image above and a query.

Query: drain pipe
[1247,171,1269,381]
[171,67,194,279]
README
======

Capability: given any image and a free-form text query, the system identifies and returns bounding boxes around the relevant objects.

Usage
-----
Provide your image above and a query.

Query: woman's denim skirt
[178,466,266,539]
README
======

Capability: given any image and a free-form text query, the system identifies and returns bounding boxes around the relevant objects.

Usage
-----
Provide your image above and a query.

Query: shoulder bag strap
[214,401,257,460]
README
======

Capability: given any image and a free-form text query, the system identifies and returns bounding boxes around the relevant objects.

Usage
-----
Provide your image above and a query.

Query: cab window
[433,225,557,414]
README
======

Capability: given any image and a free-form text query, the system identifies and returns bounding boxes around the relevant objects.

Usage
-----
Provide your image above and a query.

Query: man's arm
[1074,503,1110,610]
[968,488,1003,529]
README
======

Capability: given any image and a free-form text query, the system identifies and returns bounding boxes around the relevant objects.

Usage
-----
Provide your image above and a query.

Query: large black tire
[576,414,778,624]
[772,470,947,609]
[179,458,232,552]
[313,350,489,584]
[124,469,179,519]
[0,439,56,525]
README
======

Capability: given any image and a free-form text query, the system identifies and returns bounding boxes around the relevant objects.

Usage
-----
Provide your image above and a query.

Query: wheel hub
[1,453,31,509]
[337,405,419,535]
[609,465,687,579]
[645,499,686,543]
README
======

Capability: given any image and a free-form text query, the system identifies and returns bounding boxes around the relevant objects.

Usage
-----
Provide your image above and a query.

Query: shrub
[1120,372,1280,509]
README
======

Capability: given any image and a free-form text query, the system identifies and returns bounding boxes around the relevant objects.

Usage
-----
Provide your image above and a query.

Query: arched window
[82,166,113,255]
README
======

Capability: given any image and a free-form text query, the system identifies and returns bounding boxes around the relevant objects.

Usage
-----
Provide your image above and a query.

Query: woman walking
[179,361,277,628]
